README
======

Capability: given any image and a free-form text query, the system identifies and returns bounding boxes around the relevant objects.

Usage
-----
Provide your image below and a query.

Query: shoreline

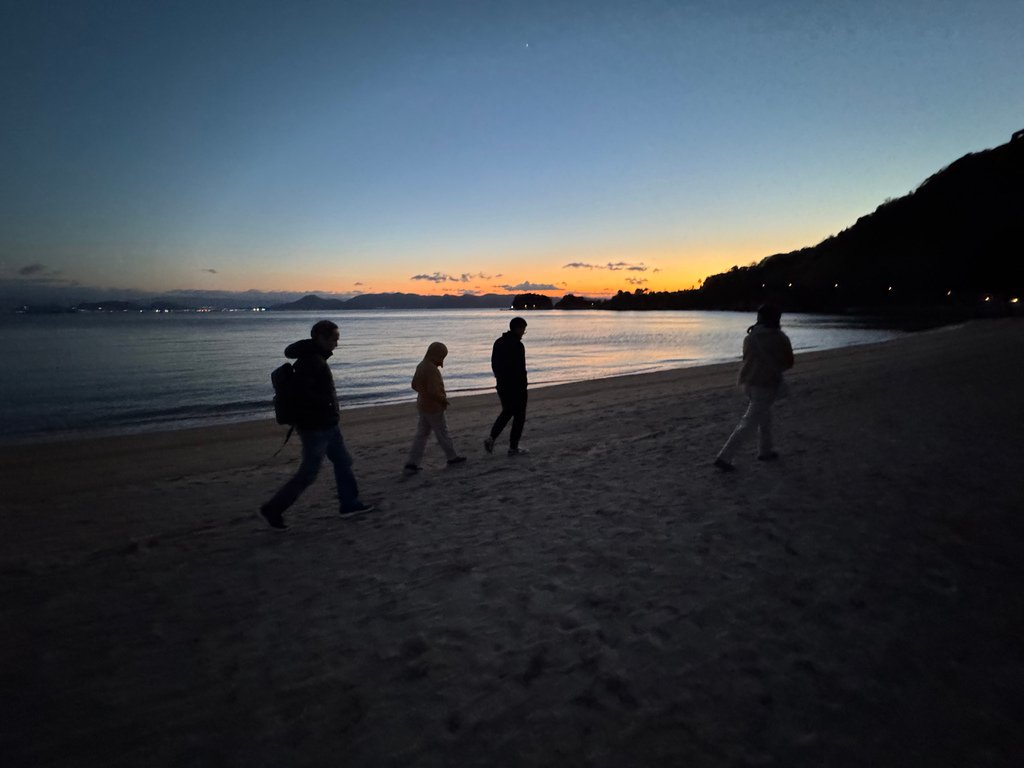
[4,319,1023,766]
[0,321,971,505]
[0,319,931,449]
[0,310,937,447]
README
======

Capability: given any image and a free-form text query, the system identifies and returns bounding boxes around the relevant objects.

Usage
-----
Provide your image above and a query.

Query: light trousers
[406,410,457,465]
[717,385,778,461]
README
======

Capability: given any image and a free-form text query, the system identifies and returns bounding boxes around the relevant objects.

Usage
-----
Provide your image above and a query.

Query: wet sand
[2,319,1023,767]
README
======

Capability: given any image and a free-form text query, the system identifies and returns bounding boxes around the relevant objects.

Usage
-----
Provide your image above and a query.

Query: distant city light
[887,286,893,291]
[947,290,952,296]
[984,296,991,302]
[1010,298,1019,304]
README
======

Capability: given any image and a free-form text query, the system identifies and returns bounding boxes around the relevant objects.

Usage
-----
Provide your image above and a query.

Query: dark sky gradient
[2,1,1021,298]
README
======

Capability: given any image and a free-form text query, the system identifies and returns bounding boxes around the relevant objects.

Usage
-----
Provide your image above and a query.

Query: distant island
[268,292,519,311]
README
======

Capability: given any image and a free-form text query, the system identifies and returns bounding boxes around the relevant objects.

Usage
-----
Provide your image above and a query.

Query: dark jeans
[490,387,527,450]
[264,425,360,514]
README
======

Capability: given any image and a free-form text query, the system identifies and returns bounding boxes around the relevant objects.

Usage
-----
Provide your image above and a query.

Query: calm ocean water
[0,309,908,442]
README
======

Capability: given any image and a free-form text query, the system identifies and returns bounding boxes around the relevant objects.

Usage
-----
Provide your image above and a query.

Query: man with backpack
[260,319,374,530]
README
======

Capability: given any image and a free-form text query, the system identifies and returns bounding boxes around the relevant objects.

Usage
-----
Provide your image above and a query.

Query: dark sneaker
[758,451,779,461]
[339,501,375,518]
[483,437,495,454]
[259,505,287,530]
[713,457,735,472]
[508,447,530,456]
[403,463,422,474]
[447,456,467,465]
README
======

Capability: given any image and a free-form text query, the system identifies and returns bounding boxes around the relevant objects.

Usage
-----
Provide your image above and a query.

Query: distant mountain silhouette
[270,292,517,310]
[343,292,515,309]
[12,292,520,314]
[269,294,349,311]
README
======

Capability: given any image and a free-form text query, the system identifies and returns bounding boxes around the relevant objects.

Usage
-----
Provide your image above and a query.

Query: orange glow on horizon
[131,236,811,299]
[261,244,781,299]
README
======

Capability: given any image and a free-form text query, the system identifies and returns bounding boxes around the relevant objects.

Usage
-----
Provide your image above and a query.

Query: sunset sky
[2,1,1021,300]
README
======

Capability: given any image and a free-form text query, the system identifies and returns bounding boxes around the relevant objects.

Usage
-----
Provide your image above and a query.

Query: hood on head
[284,338,329,359]
[755,303,782,329]
[425,341,448,366]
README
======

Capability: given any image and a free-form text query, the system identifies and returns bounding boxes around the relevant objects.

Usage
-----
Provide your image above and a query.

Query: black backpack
[271,362,300,427]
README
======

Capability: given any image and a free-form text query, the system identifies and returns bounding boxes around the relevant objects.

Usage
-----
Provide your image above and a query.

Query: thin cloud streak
[563,261,649,272]
[13,263,78,286]
[411,271,497,284]
[499,281,561,292]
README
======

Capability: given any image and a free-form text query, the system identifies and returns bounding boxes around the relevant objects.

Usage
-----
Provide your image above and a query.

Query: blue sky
[2,0,1021,299]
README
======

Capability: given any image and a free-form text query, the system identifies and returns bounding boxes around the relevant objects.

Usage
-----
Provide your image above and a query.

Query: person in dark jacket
[484,316,530,456]
[260,320,373,529]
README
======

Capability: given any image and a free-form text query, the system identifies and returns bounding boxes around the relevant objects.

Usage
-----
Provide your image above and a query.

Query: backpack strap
[269,425,294,459]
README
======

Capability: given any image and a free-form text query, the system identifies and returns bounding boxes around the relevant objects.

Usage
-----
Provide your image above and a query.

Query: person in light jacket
[404,342,466,473]
[714,304,794,471]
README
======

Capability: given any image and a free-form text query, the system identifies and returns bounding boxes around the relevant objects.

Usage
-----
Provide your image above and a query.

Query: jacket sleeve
[490,339,502,378]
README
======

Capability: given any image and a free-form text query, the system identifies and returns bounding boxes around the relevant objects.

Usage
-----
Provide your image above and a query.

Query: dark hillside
[698,131,1024,312]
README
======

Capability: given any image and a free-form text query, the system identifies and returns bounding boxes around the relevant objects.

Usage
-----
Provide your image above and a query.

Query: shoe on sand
[758,451,779,461]
[447,456,467,465]
[403,464,422,474]
[339,502,375,518]
[508,447,530,456]
[483,437,495,454]
[259,505,287,530]
[713,457,735,472]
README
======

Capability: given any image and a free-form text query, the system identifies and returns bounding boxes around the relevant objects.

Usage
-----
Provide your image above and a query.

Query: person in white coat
[714,304,794,471]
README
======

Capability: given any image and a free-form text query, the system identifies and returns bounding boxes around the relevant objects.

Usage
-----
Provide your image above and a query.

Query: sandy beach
[2,318,1023,767]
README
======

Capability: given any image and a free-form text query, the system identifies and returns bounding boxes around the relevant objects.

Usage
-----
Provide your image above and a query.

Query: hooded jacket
[738,325,794,388]
[284,338,341,429]
[411,342,449,414]
[491,331,527,391]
